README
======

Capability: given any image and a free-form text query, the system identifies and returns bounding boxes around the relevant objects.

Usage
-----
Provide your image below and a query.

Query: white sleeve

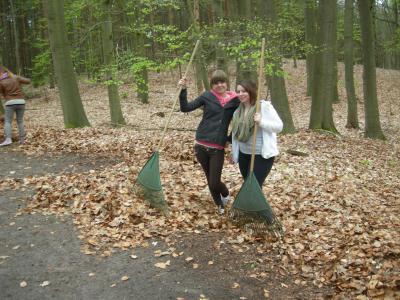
[258,100,283,133]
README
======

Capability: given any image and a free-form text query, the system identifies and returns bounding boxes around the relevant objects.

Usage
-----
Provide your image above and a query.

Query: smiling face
[211,81,228,95]
[236,84,250,104]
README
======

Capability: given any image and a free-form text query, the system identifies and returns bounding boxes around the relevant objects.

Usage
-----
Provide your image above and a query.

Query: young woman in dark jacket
[178,70,239,214]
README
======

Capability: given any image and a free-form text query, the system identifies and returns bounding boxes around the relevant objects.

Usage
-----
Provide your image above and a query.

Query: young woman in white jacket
[231,80,283,186]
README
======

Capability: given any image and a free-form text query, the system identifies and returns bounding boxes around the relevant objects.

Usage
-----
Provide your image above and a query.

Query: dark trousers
[238,151,275,187]
[194,144,229,206]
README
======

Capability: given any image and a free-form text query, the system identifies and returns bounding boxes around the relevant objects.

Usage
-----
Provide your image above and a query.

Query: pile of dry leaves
[1,61,399,298]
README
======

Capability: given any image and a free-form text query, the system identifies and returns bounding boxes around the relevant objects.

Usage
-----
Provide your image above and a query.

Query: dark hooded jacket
[179,89,239,147]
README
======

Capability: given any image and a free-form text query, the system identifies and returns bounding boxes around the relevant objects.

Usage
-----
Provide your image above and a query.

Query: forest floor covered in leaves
[1,60,399,299]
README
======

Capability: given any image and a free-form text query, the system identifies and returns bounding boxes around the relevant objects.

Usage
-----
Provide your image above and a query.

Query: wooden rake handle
[250,38,266,172]
[157,39,201,151]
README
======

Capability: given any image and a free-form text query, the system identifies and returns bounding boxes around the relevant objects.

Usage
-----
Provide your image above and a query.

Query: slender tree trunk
[236,0,257,83]
[344,0,359,128]
[1,0,14,70]
[332,3,339,104]
[40,1,55,89]
[102,0,125,126]
[394,0,400,69]
[212,0,230,89]
[9,0,22,74]
[134,32,149,104]
[131,6,149,104]
[305,0,317,96]
[357,0,385,139]
[264,0,296,134]
[309,0,338,133]
[193,0,204,93]
[44,0,90,128]
[187,0,209,92]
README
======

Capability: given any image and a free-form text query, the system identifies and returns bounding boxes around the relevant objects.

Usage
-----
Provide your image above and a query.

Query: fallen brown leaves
[9,127,397,299]
[1,61,399,299]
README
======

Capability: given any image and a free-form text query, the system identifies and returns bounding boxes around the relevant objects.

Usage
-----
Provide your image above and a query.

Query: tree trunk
[186,0,209,93]
[344,0,358,128]
[236,0,257,83]
[1,0,13,70]
[102,0,126,126]
[357,0,385,139]
[41,1,55,89]
[44,0,90,128]
[305,0,317,96]
[264,0,296,134]
[212,0,230,89]
[9,0,22,74]
[309,0,338,133]
[193,0,204,93]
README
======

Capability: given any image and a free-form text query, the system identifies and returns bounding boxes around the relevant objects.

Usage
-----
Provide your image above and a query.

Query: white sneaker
[221,193,230,207]
[0,138,12,146]
[217,206,225,215]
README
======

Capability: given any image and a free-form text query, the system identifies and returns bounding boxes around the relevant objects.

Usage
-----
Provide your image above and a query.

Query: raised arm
[179,88,205,113]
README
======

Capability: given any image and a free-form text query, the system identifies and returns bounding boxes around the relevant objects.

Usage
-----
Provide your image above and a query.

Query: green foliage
[120,3,191,95]
[359,159,372,167]
[31,38,52,87]
[203,15,306,78]
[121,91,129,99]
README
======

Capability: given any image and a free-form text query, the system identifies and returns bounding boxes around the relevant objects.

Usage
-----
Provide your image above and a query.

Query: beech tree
[101,0,126,126]
[305,0,317,96]
[357,0,385,139]
[309,0,338,133]
[44,0,90,128]
[263,0,296,134]
[344,0,358,128]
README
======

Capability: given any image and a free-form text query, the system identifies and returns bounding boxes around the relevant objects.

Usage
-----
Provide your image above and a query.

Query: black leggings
[194,144,229,206]
[238,151,275,187]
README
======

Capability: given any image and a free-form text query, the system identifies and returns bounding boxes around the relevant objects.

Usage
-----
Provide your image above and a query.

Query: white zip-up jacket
[232,100,283,163]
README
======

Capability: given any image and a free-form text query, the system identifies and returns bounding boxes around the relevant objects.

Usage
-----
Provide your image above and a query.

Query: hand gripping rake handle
[157,40,201,151]
[250,38,266,172]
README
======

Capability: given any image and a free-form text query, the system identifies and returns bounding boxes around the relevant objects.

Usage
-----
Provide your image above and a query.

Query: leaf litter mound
[1,61,399,298]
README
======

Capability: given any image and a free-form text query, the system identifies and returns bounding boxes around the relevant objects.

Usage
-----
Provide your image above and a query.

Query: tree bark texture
[305,0,317,96]
[102,0,126,126]
[309,0,338,133]
[264,0,296,134]
[44,0,90,128]
[344,0,359,128]
[357,0,385,139]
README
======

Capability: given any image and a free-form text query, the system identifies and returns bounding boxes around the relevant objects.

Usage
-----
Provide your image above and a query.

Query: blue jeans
[4,104,25,139]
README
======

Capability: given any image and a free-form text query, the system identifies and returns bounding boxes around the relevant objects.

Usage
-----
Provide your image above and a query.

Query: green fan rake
[229,38,283,237]
[133,40,200,213]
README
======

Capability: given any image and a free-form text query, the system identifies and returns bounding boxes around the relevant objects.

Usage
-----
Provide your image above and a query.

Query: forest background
[0,0,399,299]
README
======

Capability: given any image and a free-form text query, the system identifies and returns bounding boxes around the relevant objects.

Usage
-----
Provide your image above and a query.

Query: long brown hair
[236,80,257,106]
